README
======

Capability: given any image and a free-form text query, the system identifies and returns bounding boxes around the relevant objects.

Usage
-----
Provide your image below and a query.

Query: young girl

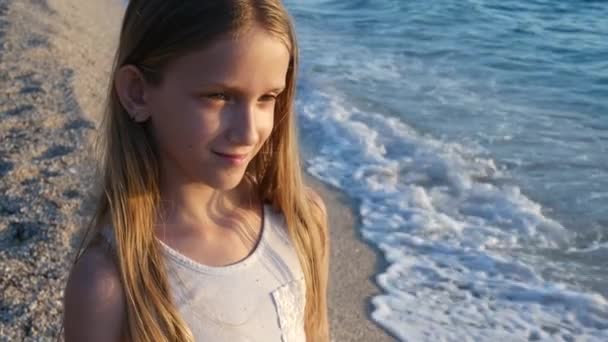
[62,1,329,341]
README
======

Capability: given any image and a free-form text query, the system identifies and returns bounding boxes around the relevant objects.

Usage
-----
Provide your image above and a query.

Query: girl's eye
[259,94,277,102]
[201,92,277,103]
[206,93,229,101]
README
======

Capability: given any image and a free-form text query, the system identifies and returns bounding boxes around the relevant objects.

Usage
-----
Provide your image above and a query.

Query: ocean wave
[297,81,608,340]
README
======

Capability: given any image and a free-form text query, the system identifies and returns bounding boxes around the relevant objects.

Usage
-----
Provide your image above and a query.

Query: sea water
[287,0,608,340]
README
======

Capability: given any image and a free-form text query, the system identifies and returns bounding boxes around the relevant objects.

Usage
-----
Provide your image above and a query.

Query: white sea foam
[297,81,608,341]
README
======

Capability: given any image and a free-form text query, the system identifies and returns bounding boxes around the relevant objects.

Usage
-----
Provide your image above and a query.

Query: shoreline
[0,0,393,340]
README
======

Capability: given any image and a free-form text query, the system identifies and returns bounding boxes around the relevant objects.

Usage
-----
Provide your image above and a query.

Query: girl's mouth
[213,151,248,165]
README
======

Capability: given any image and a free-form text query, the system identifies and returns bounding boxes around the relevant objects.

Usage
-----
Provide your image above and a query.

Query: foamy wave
[297,81,608,341]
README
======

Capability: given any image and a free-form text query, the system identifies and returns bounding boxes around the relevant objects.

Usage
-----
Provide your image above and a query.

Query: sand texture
[0,0,393,340]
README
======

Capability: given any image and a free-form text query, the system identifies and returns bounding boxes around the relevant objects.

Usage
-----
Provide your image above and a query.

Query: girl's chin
[203,171,247,191]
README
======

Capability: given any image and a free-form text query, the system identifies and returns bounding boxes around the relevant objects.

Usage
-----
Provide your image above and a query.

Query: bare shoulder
[304,186,330,251]
[305,186,327,221]
[63,236,127,341]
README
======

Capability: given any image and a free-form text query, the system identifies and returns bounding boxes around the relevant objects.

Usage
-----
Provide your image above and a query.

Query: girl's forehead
[164,27,291,87]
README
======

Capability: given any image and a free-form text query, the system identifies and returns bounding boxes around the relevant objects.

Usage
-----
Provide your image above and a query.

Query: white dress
[100,204,307,342]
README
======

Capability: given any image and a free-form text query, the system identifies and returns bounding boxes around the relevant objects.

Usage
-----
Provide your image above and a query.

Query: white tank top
[100,204,306,342]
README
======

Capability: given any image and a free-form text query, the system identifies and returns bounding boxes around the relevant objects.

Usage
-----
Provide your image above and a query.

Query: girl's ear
[114,65,152,123]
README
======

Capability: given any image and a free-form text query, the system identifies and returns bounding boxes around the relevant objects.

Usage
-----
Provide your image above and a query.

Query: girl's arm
[307,188,331,341]
[63,240,128,341]
[319,205,330,342]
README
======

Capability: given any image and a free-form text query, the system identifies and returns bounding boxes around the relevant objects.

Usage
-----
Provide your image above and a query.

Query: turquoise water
[288,0,608,340]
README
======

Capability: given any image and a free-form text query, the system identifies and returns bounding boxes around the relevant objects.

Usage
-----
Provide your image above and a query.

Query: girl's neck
[156,174,258,232]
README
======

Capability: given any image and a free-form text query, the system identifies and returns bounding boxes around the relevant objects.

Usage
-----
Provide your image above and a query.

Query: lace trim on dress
[271,277,306,342]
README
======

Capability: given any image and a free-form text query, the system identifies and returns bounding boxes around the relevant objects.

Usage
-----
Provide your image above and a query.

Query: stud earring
[127,111,136,121]
[129,111,148,123]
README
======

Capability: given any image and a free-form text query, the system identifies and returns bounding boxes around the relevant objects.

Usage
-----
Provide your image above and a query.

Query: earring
[129,111,147,123]
[127,111,136,121]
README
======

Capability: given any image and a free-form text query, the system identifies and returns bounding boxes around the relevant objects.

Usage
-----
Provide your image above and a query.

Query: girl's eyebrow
[203,82,285,94]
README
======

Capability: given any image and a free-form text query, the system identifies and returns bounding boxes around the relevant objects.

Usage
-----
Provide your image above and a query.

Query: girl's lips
[213,151,249,165]
[213,151,248,158]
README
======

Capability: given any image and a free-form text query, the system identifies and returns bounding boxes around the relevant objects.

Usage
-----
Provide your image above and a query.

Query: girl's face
[144,25,290,190]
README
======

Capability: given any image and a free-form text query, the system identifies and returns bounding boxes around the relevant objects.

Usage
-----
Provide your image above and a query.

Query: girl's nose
[227,102,258,146]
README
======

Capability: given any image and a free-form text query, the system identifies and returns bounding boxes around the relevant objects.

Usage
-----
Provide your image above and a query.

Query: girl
[62,0,329,341]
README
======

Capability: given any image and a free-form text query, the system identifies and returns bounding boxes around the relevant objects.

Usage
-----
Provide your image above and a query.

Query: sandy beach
[0,0,392,340]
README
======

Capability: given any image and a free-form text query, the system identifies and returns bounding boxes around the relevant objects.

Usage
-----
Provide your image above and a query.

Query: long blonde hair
[71,0,328,341]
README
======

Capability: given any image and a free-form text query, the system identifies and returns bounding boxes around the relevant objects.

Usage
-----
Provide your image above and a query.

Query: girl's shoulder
[63,235,127,341]
[304,186,329,240]
[304,186,327,218]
